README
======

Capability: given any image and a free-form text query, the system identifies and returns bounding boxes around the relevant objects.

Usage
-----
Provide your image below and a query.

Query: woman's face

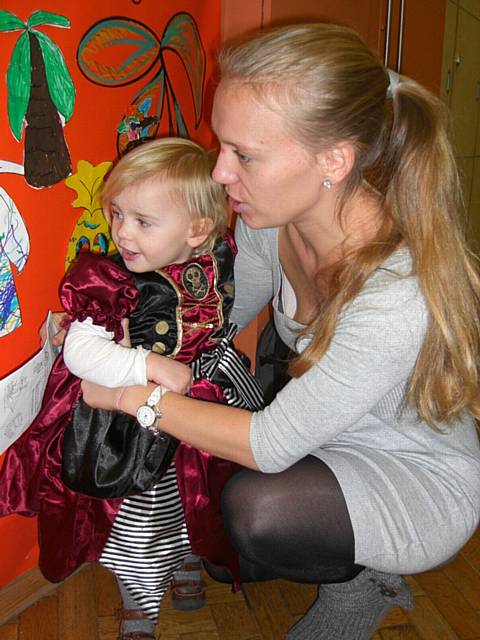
[211,81,325,229]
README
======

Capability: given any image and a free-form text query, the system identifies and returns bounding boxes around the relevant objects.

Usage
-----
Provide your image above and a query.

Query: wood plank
[180,632,221,640]
[18,595,57,640]
[57,565,98,640]
[380,626,422,639]
[404,575,425,597]
[210,601,260,639]
[157,606,217,639]
[201,575,246,606]
[0,567,56,625]
[406,594,459,640]
[414,568,480,638]
[97,614,118,640]
[379,606,411,629]
[242,581,296,640]
[0,623,17,640]
[277,580,316,617]
[92,563,121,618]
[443,555,480,613]
[460,531,480,574]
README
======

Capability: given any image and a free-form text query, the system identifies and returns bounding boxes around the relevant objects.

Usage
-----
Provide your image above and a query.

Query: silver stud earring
[323,179,332,189]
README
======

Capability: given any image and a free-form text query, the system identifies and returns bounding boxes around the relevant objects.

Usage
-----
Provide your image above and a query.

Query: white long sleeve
[63,317,148,387]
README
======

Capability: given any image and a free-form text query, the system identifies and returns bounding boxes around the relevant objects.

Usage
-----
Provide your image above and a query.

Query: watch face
[136,405,156,428]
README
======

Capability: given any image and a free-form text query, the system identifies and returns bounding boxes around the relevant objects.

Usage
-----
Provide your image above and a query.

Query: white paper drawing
[0,312,57,453]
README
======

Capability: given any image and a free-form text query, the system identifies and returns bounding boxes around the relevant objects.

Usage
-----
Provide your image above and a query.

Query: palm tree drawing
[0,10,75,188]
[77,12,205,156]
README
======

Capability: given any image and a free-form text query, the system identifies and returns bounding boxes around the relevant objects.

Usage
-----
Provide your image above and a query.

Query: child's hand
[81,380,118,410]
[146,353,192,395]
[39,312,67,347]
[119,318,131,347]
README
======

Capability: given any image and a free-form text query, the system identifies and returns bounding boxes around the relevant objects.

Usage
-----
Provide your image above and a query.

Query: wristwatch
[136,385,163,433]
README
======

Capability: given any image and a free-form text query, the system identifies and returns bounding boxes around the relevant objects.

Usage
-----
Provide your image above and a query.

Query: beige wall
[442,0,480,251]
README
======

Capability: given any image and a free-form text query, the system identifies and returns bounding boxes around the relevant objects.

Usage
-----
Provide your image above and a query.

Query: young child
[0,138,263,639]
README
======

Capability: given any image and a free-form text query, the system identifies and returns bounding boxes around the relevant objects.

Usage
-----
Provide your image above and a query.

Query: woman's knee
[221,469,275,555]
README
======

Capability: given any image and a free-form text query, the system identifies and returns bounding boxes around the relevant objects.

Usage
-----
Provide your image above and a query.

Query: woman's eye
[111,209,122,220]
[234,150,251,163]
[138,218,151,228]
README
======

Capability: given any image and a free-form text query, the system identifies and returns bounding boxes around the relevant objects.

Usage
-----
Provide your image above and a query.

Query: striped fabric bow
[191,323,265,411]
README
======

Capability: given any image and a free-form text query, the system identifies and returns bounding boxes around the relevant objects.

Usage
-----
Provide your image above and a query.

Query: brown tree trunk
[24,31,71,188]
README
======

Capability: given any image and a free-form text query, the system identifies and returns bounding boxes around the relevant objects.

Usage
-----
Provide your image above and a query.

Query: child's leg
[100,463,191,623]
[116,577,156,639]
[170,553,206,611]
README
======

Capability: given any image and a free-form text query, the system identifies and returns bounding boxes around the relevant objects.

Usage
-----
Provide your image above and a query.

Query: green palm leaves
[0,10,75,187]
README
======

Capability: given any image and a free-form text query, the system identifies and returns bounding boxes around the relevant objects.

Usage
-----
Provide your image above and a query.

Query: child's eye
[234,149,251,163]
[111,208,123,220]
[138,218,151,228]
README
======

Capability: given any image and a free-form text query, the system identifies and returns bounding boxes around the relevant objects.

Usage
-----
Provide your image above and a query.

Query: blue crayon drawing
[0,186,29,336]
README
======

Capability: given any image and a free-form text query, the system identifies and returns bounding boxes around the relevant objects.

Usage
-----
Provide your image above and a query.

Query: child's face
[109,179,196,273]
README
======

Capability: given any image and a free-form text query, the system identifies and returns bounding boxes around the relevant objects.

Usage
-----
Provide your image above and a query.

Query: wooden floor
[0,526,479,640]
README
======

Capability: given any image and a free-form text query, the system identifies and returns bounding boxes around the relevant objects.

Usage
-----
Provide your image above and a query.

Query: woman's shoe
[116,607,156,639]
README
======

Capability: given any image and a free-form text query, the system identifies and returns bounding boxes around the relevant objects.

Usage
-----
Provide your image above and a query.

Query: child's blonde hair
[102,137,227,254]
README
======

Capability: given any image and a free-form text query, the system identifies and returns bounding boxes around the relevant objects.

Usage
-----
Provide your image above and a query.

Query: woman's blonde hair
[219,23,480,426]
[101,137,227,254]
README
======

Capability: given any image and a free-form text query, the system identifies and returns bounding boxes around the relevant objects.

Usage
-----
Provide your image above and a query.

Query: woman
[82,23,480,639]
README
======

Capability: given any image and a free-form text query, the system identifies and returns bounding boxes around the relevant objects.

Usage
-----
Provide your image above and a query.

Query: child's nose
[116,220,131,240]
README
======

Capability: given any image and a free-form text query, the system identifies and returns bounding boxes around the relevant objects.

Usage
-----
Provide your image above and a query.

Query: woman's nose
[212,150,236,185]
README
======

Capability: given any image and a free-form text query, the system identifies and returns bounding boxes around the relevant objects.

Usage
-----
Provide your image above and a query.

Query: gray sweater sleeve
[250,256,429,472]
[230,218,277,331]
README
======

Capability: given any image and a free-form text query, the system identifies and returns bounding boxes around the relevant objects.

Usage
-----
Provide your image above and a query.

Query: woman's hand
[81,380,160,417]
[82,379,257,468]
[146,353,192,395]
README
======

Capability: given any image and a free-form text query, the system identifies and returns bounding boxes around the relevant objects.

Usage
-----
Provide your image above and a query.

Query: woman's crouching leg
[220,456,361,584]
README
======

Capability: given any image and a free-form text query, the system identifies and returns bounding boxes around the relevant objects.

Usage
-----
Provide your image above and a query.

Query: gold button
[224,283,234,295]
[152,342,166,354]
[155,320,169,335]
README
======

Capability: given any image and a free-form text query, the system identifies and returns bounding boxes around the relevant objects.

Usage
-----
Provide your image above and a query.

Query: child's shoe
[170,556,206,611]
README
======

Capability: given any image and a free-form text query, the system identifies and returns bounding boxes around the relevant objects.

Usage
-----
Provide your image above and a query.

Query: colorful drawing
[0,10,75,188]
[77,12,205,155]
[64,160,114,270]
[0,186,29,337]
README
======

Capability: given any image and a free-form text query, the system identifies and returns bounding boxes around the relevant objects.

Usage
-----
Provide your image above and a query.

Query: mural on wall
[64,160,114,270]
[0,10,75,188]
[77,12,205,156]
[0,186,29,336]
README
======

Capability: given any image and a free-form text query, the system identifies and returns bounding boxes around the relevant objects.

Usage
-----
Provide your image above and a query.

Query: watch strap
[147,384,163,409]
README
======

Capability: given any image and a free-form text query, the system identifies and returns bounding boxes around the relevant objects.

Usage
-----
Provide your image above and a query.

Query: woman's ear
[317,142,356,187]
[187,218,215,249]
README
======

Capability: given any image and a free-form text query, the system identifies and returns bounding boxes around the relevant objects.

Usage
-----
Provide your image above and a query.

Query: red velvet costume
[0,231,255,585]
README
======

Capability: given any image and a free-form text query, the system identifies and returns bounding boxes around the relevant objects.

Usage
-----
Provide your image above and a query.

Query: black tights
[206,322,362,586]
[208,455,362,586]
